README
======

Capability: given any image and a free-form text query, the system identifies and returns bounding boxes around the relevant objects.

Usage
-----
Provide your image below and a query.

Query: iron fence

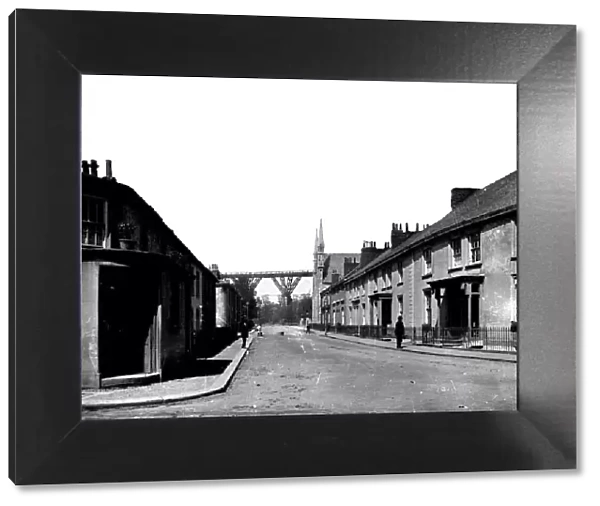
[405,326,517,353]
[313,323,516,353]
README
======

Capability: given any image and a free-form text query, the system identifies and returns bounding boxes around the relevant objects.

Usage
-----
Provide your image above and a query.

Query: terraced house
[81,160,235,389]
[318,171,518,351]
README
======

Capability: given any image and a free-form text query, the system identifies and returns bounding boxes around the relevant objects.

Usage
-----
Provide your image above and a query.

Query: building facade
[81,160,224,388]
[318,172,517,349]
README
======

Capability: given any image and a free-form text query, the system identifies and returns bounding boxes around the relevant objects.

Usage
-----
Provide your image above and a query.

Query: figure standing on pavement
[240,316,249,348]
[305,317,311,334]
[394,315,405,349]
[325,321,330,336]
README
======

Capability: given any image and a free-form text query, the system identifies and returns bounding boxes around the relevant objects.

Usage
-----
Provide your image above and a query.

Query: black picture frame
[8,9,576,485]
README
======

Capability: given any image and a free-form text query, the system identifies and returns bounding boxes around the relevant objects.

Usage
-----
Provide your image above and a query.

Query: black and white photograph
[81,77,518,418]
[7,0,581,493]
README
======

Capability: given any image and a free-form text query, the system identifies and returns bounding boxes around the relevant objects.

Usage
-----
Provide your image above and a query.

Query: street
[85,324,516,419]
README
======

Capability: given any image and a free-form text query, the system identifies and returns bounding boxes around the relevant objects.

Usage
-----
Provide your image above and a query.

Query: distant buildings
[311,219,361,322]
[315,172,517,349]
[81,160,242,388]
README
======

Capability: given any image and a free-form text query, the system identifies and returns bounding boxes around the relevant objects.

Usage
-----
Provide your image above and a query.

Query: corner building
[80,160,223,388]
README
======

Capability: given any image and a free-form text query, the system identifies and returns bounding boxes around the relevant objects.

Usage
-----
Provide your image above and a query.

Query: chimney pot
[81,160,90,175]
[405,223,409,232]
[105,160,113,179]
[90,159,99,177]
[416,224,420,231]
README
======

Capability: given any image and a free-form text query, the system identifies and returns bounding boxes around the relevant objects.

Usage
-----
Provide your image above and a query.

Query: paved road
[86,324,516,419]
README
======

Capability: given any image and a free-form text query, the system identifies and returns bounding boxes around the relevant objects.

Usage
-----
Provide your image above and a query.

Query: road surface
[86,324,516,418]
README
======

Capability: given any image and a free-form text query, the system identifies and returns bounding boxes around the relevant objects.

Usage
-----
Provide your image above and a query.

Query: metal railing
[406,326,517,353]
[314,323,517,353]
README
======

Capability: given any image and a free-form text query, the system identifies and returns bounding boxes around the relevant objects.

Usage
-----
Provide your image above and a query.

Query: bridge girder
[222,270,313,279]
[221,270,313,305]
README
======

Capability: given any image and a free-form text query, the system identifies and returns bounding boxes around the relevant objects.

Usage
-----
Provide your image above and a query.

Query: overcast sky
[83,76,516,297]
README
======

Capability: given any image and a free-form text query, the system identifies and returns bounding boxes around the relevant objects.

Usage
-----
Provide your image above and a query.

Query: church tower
[312,219,326,322]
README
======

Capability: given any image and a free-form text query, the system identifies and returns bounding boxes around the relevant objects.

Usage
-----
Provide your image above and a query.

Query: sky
[83,76,516,297]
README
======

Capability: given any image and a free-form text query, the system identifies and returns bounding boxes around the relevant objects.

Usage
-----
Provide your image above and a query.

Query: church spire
[314,228,319,253]
[318,219,324,252]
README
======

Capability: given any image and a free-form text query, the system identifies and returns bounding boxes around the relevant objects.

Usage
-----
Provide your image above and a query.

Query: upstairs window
[423,248,432,274]
[469,233,481,264]
[82,196,106,247]
[451,238,462,267]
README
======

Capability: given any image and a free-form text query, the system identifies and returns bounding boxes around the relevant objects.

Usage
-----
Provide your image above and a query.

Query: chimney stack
[391,221,417,248]
[81,160,90,175]
[105,160,113,180]
[90,159,99,177]
[416,224,420,232]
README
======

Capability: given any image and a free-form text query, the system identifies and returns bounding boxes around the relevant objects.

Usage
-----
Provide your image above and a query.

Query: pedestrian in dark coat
[394,315,405,349]
[240,317,249,348]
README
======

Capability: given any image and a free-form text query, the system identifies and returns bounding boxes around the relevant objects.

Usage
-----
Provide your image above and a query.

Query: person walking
[240,316,249,348]
[305,317,311,334]
[394,315,405,349]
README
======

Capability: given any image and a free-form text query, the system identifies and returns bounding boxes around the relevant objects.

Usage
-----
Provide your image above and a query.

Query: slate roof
[335,171,517,288]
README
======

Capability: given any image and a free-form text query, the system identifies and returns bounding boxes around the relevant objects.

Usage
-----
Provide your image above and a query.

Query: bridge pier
[272,277,302,306]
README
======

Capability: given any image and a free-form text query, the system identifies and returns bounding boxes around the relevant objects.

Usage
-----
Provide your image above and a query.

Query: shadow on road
[163,359,232,381]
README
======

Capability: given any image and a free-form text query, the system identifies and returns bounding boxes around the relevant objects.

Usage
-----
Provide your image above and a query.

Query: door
[99,265,160,378]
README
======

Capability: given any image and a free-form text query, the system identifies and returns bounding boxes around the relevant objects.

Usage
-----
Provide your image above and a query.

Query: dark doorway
[381,298,392,327]
[99,265,160,379]
[443,284,468,328]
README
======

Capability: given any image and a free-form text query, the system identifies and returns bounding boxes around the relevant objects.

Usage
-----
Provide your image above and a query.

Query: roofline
[83,175,218,281]
[337,204,517,288]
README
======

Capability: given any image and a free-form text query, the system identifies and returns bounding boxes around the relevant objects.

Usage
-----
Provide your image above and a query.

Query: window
[397,262,403,284]
[451,238,462,267]
[423,248,432,274]
[195,272,201,299]
[469,233,481,263]
[424,290,432,325]
[195,307,201,330]
[82,196,106,246]
[397,295,403,318]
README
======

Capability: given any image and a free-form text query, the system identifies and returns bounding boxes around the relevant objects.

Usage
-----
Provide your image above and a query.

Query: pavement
[82,334,255,410]
[310,328,517,363]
